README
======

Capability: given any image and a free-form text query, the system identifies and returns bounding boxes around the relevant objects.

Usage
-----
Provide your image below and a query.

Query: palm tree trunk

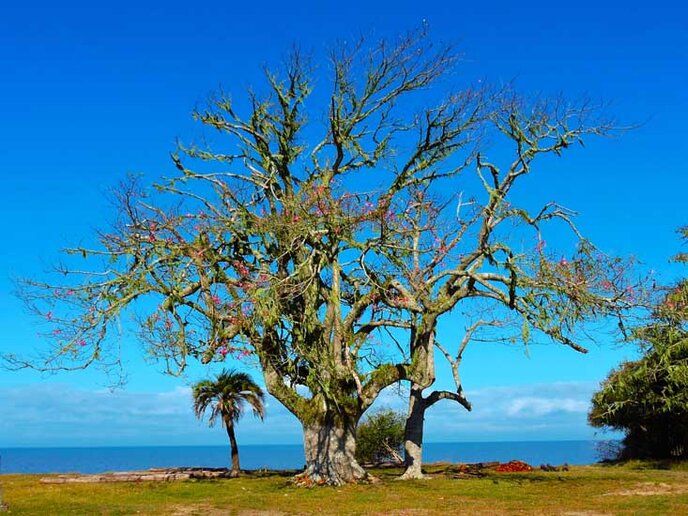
[225,418,240,476]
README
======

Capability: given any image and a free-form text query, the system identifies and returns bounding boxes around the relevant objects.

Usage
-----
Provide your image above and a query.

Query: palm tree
[192,369,265,476]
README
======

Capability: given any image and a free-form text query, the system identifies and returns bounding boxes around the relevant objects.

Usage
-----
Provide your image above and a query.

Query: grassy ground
[2,462,688,515]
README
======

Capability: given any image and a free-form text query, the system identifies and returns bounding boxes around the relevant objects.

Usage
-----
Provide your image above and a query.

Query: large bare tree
[7,31,644,485]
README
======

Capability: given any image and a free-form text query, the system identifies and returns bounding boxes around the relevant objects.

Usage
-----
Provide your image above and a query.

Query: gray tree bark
[400,384,427,479]
[400,386,471,480]
[295,415,368,486]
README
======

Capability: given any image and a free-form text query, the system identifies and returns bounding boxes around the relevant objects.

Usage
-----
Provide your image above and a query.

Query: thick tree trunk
[400,385,472,480]
[400,384,427,480]
[294,416,368,486]
[260,359,372,486]
[400,325,436,480]
[225,420,241,477]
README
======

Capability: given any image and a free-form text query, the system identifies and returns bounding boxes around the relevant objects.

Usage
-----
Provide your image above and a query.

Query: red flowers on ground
[495,460,533,472]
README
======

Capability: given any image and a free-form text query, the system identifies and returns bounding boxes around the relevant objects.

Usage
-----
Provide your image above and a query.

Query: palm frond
[191,369,266,427]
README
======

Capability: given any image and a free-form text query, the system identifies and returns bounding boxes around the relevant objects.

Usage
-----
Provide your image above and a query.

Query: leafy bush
[589,327,688,459]
[355,409,405,465]
[590,270,688,460]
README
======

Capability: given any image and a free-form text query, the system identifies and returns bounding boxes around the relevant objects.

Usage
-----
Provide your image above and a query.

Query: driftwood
[381,442,404,464]
[38,462,571,484]
[449,462,500,478]
[40,467,233,484]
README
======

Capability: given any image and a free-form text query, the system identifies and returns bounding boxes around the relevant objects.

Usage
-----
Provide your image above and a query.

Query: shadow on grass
[242,468,302,479]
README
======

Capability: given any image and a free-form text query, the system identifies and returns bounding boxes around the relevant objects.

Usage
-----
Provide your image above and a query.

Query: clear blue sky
[1,0,686,447]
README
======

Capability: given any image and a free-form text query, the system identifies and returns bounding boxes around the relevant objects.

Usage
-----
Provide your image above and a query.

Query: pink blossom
[65,289,75,296]
[234,262,249,276]
[78,339,87,347]
[218,346,229,357]
[46,311,53,321]
[211,295,221,305]
[52,328,62,335]
[535,240,546,253]
[559,257,568,267]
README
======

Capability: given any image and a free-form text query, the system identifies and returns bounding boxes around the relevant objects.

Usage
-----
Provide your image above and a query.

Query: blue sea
[0,441,616,474]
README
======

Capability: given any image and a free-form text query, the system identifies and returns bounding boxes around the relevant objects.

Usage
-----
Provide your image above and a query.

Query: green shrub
[356,409,405,464]
[590,269,688,460]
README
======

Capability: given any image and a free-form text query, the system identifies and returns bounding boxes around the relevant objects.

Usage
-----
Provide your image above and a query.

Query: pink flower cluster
[234,261,250,277]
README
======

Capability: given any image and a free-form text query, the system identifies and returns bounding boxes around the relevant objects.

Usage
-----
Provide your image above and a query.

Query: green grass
[2,463,688,514]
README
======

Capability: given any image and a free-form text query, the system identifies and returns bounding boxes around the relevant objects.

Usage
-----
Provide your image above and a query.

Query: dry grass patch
[605,481,688,497]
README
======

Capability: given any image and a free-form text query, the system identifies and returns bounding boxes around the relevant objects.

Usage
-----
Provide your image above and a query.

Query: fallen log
[40,467,232,484]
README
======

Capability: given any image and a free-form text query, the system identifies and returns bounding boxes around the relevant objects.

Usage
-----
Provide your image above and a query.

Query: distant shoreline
[1,438,614,449]
[0,440,616,475]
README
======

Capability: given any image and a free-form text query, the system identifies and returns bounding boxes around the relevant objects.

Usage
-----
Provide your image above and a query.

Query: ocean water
[0,441,615,474]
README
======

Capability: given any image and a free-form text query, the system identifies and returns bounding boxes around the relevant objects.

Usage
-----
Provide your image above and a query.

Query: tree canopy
[7,30,644,484]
